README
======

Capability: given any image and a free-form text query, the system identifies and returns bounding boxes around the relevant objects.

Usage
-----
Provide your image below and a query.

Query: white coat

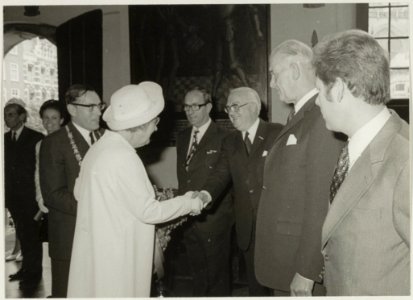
[67,130,196,297]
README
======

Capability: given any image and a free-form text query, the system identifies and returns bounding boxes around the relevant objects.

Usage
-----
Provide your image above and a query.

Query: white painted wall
[270,4,357,124]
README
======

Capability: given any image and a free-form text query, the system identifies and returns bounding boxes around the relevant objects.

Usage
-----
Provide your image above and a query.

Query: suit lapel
[185,122,217,170]
[321,115,402,248]
[272,97,317,148]
[67,122,90,158]
[193,122,216,158]
[179,127,192,163]
[249,120,266,158]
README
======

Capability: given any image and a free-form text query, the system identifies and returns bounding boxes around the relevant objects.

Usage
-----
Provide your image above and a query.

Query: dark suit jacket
[204,120,282,250]
[176,121,233,235]
[39,122,102,260]
[255,96,345,291]
[4,126,44,217]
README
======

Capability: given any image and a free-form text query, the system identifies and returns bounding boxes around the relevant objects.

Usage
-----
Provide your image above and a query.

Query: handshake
[186,190,212,216]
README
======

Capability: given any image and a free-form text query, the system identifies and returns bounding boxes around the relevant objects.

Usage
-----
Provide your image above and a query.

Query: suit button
[262,185,266,190]
[324,254,329,261]
[187,179,191,184]
[249,189,254,194]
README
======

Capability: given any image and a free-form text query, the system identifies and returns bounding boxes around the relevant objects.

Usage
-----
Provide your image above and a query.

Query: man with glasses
[39,84,105,297]
[176,88,233,296]
[197,87,282,296]
[254,40,344,296]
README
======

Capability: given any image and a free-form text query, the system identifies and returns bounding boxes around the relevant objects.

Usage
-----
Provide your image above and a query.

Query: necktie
[287,108,295,123]
[89,131,96,145]
[185,129,199,170]
[244,131,252,155]
[11,131,16,142]
[330,143,349,203]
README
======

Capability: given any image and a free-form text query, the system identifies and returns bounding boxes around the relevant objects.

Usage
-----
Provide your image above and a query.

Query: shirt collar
[348,107,391,169]
[243,117,260,143]
[72,121,93,145]
[192,118,211,142]
[13,124,24,140]
[294,88,318,114]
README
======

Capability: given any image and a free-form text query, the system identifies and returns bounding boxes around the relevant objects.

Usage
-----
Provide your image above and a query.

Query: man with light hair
[198,86,282,296]
[67,82,207,297]
[254,40,344,296]
[313,29,409,296]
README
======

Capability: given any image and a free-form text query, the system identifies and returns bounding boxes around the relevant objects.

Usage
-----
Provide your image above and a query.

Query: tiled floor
[4,227,249,298]
[4,228,51,298]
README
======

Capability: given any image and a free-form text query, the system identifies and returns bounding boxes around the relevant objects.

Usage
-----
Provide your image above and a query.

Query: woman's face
[42,108,63,135]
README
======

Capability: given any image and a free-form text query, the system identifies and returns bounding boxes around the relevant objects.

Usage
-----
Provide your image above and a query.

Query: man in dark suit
[176,88,233,296]
[39,84,105,297]
[199,87,282,296]
[254,40,344,296]
[313,30,409,296]
[4,98,44,291]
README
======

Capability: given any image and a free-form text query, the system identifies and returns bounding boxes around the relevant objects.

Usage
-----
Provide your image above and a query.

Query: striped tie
[185,129,199,170]
[330,143,349,203]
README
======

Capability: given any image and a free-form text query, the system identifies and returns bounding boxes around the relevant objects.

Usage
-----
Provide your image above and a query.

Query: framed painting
[129,4,270,145]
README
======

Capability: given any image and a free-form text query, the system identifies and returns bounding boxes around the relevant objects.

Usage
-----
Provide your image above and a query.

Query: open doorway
[3,36,59,134]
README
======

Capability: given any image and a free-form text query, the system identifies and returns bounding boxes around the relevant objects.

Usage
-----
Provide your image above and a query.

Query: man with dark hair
[4,98,44,291]
[176,88,233,296]
[254,40,344,296]
[313,29,409,296]
[39,84,105,297]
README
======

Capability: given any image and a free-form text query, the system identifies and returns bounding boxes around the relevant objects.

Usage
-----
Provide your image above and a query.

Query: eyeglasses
[70,102,106,112]
[224,102,250,114]
[183,103,209,112]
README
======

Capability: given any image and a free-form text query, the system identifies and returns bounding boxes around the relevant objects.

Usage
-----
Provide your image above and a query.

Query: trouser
[51,258,70,297]
[184,226,232,296]
[9,207,42,278]
[242,234,271,296]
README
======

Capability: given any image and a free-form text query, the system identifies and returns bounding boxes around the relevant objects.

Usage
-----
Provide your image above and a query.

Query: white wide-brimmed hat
[103,82,164,130]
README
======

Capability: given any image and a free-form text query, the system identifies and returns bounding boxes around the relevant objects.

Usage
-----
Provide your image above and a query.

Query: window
[368,3,409,100]
[11,88,20,97]
[10,63,19,81]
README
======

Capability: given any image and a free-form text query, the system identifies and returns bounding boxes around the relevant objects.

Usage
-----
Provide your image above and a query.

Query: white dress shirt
[187,118,211,155]
[11,124,24,141]
[294,88,318,115]
[72,122,93,146]
[348,107,391,170]
[242,117,260,144]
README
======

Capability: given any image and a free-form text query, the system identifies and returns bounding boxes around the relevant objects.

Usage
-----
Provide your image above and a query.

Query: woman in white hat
[67,82,205,297]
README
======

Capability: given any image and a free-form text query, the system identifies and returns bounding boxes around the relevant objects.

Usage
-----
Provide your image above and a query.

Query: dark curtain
[56,9,103,107]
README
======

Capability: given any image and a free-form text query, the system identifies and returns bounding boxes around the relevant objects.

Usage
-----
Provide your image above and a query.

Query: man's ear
[66,104,77,117]
[290,62,300,80]
[330,78,346,103]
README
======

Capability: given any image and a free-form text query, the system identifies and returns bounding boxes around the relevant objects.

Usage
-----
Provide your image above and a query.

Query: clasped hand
[186,191,212,216]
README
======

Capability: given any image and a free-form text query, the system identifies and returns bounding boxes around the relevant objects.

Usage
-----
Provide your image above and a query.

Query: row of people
[4,29,409,297]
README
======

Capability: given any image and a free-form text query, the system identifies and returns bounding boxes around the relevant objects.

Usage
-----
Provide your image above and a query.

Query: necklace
[65,125,83,167]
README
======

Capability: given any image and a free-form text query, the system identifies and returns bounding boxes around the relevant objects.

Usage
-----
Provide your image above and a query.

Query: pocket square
[206,150,218,154]
[286,134,297,146]
[262,150,268,157]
